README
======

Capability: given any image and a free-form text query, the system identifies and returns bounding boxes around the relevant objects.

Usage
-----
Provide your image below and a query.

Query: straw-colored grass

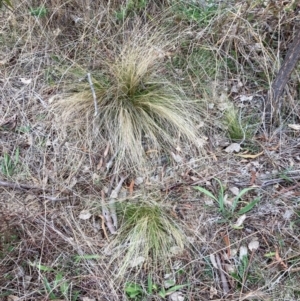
[52,24,202,171]
[107,198,186,277]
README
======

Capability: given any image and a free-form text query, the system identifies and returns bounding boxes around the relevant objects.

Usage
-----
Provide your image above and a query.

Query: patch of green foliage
[173,0,219,25]
[125,275,188,300]
[30,6,48,18]
[1,148,19,178]
[194,179,260,225]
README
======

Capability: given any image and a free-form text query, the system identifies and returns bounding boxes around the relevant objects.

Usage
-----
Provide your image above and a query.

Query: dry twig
[87,72,98,117]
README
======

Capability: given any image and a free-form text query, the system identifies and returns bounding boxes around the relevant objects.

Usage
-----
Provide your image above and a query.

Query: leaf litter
[1,1,300,300]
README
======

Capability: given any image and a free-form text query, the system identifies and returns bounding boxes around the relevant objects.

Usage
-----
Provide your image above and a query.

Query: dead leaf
[20,78,32,85]
[170,292,185,301]
[24,275,32,289]
[223,234,231,257]
[130,256,145,268]
[92,173,101,182]
[209,254,218,269]
[239,246,248,259]
[171,152,183,163]
[103,143,110,157]
[225,143,241,153]
[209,286,218,299]
[129,180,134,196]
[164,278,176,288]
[7,296,20,301]
[79,210,92,220]
[240,95,253,102]
[248,239,259,251]
[135,177,144,185]
[232,214,246,228]
[288,124,300,131]
[96,157,103,170]
[229,186,239,196]
[236,151,263,159]
[0,58,8,65]
[82,297,96,301]
[170,246,182,255]
[250,170,257,185]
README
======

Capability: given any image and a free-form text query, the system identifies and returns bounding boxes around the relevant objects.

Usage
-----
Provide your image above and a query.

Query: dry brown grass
[51,22,203,173]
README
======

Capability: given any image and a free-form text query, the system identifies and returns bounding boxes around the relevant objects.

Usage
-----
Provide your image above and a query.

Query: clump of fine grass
[224,106,246,141]
[53,24,202,171]
[108,198,186,277]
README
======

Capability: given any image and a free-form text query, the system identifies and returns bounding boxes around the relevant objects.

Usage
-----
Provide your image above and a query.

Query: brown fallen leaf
[129,179,134,196]
[223,234,231,257]
[250,170,257,185]
[99,214,109,241]
[236,151,263,159]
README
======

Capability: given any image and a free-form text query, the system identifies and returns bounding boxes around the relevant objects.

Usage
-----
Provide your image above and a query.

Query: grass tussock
[107,198,186,277]
[52,24,202,171]
[224,105,247,141]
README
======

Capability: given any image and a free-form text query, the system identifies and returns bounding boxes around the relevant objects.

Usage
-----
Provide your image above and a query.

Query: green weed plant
[1,148,19,177]
[194,179,260,222]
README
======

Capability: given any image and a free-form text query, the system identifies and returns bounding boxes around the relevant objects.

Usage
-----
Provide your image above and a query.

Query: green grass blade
[232,187,254,212]
[54,272,63,287]
[165,284,189,295]
[60,280,69,296]
[43,278,57,300]
[237,197,260,215]
[28,261,54,271]
[215,178,225,212]
[194,186,218,202]
[147,274,153,295]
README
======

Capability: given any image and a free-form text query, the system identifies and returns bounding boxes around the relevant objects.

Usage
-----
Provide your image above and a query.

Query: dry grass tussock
[52,23,203,172]
[106,197,187,278]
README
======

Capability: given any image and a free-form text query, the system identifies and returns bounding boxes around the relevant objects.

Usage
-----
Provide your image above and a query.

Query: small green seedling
[125,276,188,300]
[29,261,73,300]
[1,148,19,177]
[194,179,260,219]
[30,6,47,17]
[174,0,219,25]
[125,283,144,299]
[115,0,147,21]
[224,107,246,141]
[230,247,249,286]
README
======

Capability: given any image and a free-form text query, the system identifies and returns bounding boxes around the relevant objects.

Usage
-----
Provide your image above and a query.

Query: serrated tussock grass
[53,24,202,171]
[108,198,186,277]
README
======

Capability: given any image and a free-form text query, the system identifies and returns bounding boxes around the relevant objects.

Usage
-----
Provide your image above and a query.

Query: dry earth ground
[1,1,300,300]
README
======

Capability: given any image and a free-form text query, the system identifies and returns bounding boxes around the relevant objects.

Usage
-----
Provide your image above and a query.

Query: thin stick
[99,214,109,241]
[87,72,98,117]
[0,180,71,202]
[110,175,128,229]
